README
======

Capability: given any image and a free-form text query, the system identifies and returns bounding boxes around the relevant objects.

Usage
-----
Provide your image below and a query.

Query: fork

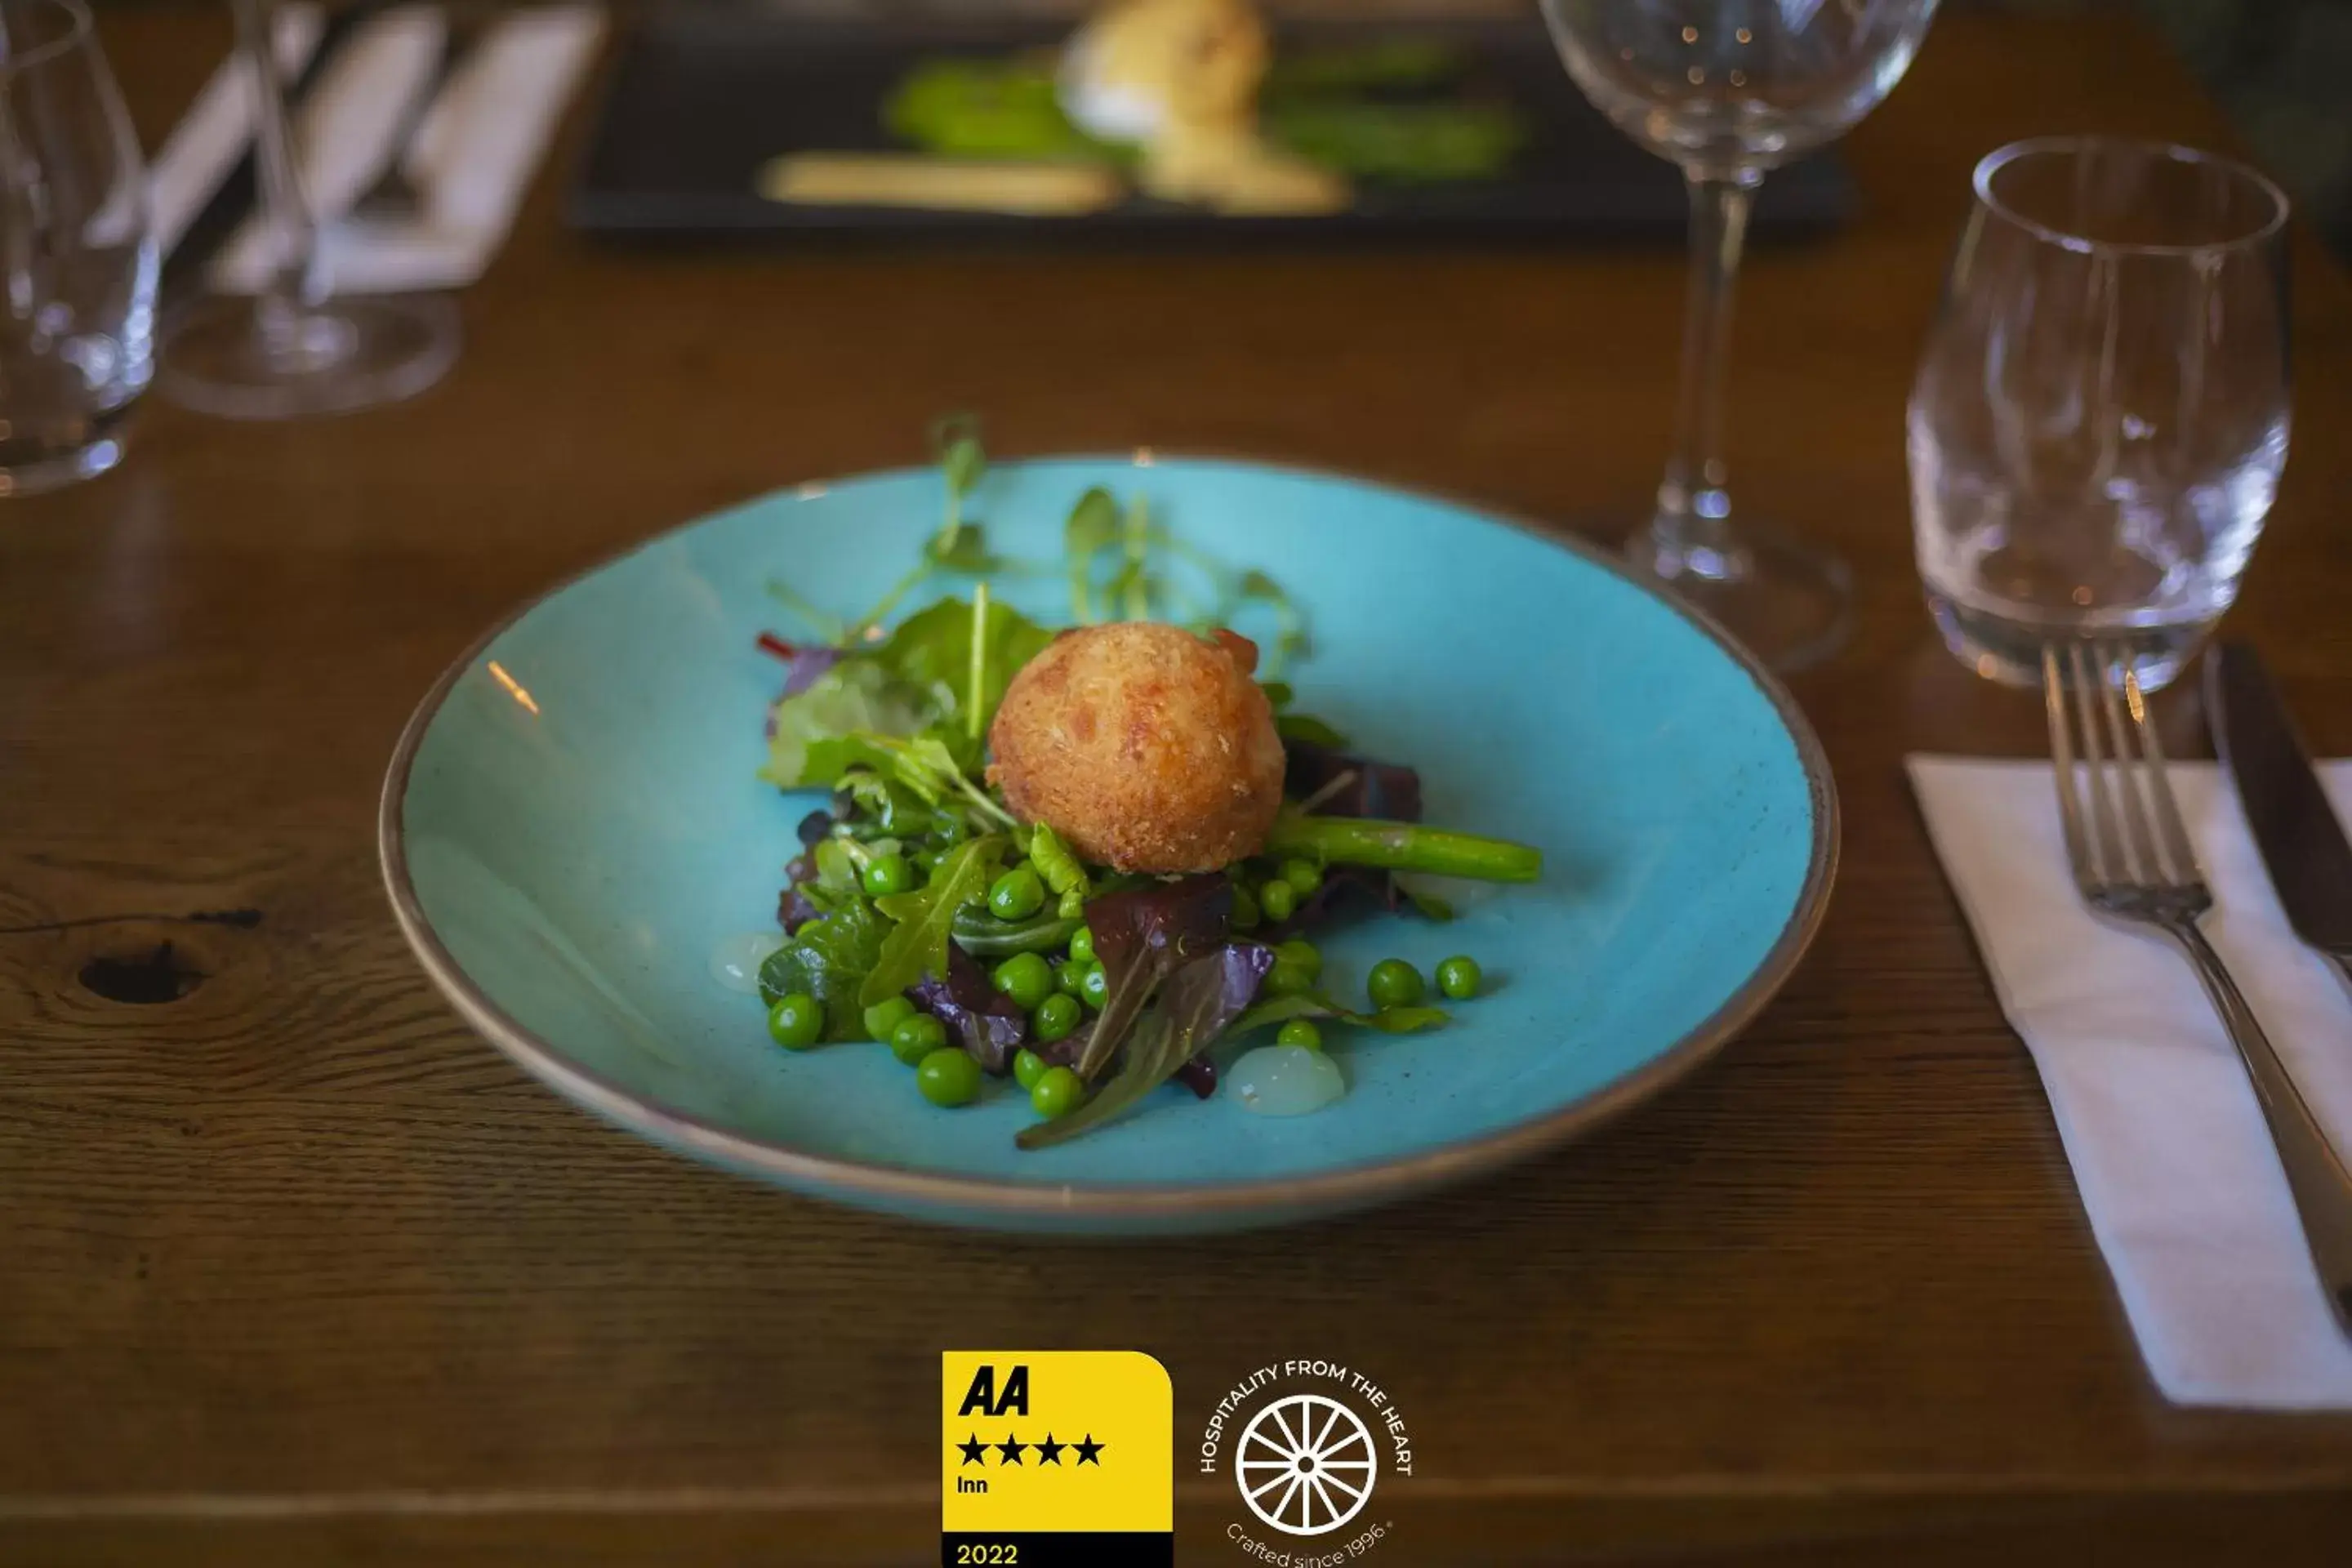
[2042,641,2352,1330]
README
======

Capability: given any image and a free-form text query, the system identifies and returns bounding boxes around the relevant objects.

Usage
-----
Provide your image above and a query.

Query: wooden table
[6,6,2351,1564]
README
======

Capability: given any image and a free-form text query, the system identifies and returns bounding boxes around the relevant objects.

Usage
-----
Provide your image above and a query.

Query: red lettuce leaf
[1073,874,1234,1080]
[1174,1054,1218,1099]
[1284,739,1423,823]
[1276,741,1428,935]
[910,945,1027,1074]
[1018,942,1273,1149]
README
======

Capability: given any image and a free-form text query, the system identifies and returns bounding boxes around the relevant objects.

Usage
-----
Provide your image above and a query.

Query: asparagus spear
[1263,814,1541,882]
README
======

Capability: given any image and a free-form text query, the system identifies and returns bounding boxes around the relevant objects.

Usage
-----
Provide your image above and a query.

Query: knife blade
[2207,642,2352,980]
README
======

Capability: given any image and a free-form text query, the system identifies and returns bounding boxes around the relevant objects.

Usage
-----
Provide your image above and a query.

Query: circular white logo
[1235,1392,1376,1536]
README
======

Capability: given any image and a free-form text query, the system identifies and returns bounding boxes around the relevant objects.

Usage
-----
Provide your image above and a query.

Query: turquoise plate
[381,458,1836,1234]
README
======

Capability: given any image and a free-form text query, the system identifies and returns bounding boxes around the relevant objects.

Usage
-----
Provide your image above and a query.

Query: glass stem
[1653,172,1760,577]
[232,0,323,330]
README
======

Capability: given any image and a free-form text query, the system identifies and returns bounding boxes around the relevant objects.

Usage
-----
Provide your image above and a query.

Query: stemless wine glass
[1538,0,1941,670]
[158,0,456,419]
[1909,138,2290,691]
[0,0,155,493]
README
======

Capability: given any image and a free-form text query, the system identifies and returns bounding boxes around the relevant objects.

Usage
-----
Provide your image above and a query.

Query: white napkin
[1909,755,2352,1407]
[197,5,604,296]
[146,3,324,257]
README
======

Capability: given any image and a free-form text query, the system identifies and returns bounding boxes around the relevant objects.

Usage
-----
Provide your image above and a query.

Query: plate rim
[378,453,1840,1220]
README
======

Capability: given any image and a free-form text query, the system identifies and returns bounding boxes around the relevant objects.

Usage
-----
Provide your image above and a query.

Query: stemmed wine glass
[1538,0,1941,670]
[158,0,457,418]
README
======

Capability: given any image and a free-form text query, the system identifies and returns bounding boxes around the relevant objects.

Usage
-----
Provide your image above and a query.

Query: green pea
[862,853,914,897]
[1054,958,1088,997]
[1079,963,1110,1010]
[993,951,1055,1013]
[917,1048,982,1107]
[1264,956,1314,997]
[1436,955,1483,1000]
[988,866,1046,921]
[767,993,823,1050]
[1013,1048,1049,1090]
[1230,883,1261,930]
[863,996,915,1042]
[1067,924,1097,965]
[1029,1065,1085,1120]
[1258,879,1297,924]
[1034,991,1082,1044]
[1280,858,1323,897]
[889,1011,948,1066]
[1367,958,1426,1010]
[1276,1018,1323,1050]
[1274,939,1322,982]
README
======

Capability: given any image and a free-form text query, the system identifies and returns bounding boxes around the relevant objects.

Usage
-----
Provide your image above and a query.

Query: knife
[2207,642,2352,990]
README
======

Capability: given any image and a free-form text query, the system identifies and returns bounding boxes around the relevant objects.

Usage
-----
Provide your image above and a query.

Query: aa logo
[941,1351,1172,1568]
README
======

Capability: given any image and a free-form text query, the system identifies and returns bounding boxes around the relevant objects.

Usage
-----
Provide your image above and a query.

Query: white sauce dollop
[710,931,786,995]
[1229,1045,1345,1116]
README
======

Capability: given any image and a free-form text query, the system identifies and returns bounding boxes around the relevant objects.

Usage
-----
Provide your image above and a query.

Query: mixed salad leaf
[746,421,1539,1145]
[1018,943,1275,1151]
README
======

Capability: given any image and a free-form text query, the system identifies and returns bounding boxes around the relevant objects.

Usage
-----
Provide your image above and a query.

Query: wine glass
[0,0,155,492]
[1538,0,1941,670]
[1909,137,2290,691]
[158,0,457,419]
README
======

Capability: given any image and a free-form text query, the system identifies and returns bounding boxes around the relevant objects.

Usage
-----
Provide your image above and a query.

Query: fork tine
[2120,662,2202,884]
[2091,644,2162,884]
[2042,644,2095,888]
[2067,641,2128,886]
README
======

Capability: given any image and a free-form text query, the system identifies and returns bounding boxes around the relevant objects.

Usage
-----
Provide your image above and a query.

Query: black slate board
[570,10,1854,246]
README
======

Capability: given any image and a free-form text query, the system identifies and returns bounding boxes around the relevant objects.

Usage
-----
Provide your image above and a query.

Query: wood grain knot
[79,942,205,1004]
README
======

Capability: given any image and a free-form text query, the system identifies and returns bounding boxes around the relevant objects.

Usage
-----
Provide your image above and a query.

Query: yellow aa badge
[941,1351,1173,1567]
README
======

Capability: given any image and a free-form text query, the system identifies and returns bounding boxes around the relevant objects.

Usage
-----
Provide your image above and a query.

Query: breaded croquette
[987,621,1283,873]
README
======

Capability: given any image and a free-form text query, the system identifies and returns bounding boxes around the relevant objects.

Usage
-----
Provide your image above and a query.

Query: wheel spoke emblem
[1235,1393,1377,1535]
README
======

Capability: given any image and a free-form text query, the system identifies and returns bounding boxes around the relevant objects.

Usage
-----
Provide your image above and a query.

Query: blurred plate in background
[571,11,1854,244]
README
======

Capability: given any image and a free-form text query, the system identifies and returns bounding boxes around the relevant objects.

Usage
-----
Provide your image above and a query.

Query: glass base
[158,293,459,420]
[1925,588,2207,693]
[1625,515,1853,674]
[0,405,133,497]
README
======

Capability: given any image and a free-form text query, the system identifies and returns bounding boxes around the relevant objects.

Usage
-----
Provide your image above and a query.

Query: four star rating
[957,1432,1106,1467]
